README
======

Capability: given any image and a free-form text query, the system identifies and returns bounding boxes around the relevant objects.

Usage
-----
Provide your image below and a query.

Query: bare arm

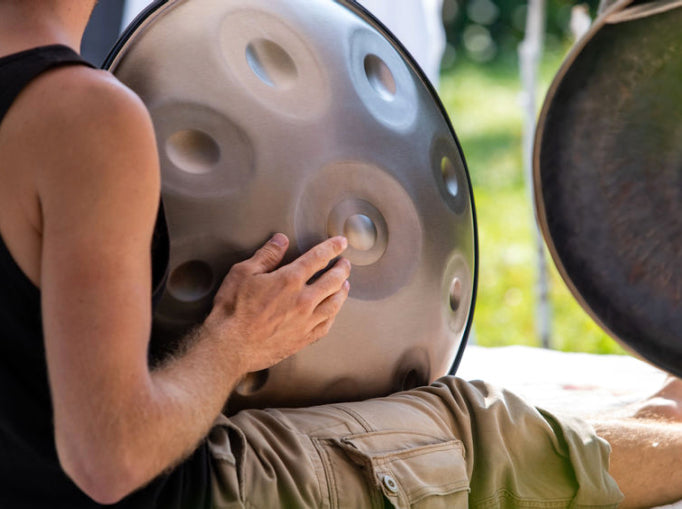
[32,68,350,504]
[590,378,682,508]
[592,419,682,508]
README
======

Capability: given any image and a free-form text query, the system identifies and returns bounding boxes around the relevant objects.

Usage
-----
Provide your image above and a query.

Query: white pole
[519,0,551,348]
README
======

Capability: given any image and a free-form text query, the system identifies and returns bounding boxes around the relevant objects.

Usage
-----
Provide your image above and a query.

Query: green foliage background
[441,0,600,66]
[437,10,628,354]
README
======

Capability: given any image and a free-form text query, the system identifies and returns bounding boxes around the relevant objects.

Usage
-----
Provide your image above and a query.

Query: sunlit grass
[440,54,627,355]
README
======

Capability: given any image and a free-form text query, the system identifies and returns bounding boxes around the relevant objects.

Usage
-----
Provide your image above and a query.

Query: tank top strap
[0,44,94,122]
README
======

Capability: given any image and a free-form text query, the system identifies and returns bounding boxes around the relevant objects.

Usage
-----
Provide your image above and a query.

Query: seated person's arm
[592,410,682,508]
[33,67,350,504]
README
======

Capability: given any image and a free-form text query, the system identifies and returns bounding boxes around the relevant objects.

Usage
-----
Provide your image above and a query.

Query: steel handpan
[106,0,477,409]
[535,0,682,376]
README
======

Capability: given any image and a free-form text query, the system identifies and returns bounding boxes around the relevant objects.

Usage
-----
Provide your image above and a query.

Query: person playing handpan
[1,1,681,508]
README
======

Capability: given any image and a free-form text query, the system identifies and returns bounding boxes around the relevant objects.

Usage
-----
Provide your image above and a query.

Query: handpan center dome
[344,214,377,252]
[106,0,478,410]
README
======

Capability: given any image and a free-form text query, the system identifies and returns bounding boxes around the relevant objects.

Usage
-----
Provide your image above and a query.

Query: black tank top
[0,45,210,509]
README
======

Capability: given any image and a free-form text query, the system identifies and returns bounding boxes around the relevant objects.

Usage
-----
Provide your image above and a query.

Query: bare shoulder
[10,65,162,238]
[15,65,161,206]
[24,65,156,159]
[29,65,150,128]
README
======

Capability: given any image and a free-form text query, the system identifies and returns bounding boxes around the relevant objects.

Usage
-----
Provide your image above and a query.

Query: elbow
[56,431,147,505]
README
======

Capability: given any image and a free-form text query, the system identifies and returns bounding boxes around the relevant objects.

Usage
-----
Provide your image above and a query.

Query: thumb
[248,233,289,273]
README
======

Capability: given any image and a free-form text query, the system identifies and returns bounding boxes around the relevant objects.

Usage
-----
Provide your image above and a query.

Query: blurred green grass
[439,52,628,355]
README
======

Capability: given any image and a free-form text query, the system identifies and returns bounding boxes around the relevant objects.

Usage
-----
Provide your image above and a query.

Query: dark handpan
[105,0,477,409]
[535,0,682,375]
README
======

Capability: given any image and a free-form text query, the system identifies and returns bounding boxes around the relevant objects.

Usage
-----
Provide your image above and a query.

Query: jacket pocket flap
[335,431,469,507]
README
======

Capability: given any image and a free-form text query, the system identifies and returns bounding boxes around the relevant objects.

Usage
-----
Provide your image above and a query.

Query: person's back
[0,17,179,509]
[0,43,94,507]
[0,0,141,498]
[0,37,220,506]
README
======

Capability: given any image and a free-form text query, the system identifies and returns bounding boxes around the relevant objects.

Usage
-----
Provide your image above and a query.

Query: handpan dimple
[363,54,396,101]
[234,369,270,396]
[167,260,214,303]
[444,254,474,335]
[166,129,220,175]
[245,39,298,89]
[219,8,330,120]
[431,137,470,215]
[440,156,460,198]
[153,102,255,198]
[449,277,463,312]
[107,0,477,410]
[349,28,418,130]
[296,162,421,299]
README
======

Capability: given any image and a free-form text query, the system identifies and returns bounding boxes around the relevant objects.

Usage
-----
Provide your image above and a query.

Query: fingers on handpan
[245,233,290,274]
[314,280,350,322]
[310,258,351,299]
[295,236,348,279]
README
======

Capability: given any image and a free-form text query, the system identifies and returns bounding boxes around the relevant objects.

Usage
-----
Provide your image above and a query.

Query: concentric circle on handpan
[294,161,422,301]
[443,253,474,335]
[349,28,418,130]
[535,0,682,375]
[431,136,471,215]
[219,8,331,119]
[153,101,255,197]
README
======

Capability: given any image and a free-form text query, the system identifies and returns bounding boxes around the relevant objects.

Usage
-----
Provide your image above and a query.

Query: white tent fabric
[457,345,668,418]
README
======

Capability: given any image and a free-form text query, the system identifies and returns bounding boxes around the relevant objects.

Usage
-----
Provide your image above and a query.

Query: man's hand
[206,234,351,375]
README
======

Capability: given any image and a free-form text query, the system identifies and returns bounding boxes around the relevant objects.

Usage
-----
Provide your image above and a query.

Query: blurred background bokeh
[440,0,599,66]
[437,0,626,354]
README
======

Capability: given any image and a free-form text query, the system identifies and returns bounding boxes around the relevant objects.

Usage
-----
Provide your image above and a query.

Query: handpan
[535,0,682,376]
[105,0,477,409]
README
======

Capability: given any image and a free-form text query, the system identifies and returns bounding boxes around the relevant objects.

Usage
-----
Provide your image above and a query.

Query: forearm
[146,321,244,459]
[591,419,682,508]
[57,320,245,504]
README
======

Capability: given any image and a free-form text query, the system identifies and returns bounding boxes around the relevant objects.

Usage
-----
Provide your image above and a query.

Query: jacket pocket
[321,430,470,509]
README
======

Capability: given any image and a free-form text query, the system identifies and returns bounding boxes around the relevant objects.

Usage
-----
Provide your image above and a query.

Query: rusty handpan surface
[105,0,477,409]
[535,0,682,375]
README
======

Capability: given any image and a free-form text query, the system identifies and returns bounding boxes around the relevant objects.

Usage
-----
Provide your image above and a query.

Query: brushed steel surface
[108,0,477,410]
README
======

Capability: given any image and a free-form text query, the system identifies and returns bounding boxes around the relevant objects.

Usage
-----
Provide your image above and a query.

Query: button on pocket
[383,474,399,494]
[328,431,470,508]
